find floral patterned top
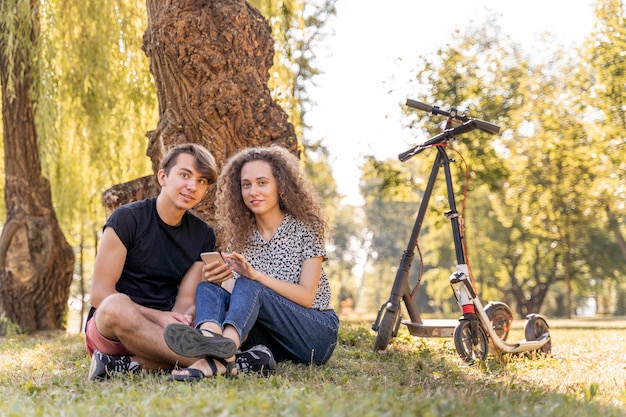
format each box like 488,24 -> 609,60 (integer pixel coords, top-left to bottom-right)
236,213 -> 331,310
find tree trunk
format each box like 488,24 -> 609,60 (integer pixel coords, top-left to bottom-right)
0,1 -> 75,334
506,245 -> 557,318
606,205 -> 626,259
104,0 -> 298,222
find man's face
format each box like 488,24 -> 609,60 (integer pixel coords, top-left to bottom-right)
159,153 -> 209,211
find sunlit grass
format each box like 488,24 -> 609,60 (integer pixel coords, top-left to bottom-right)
1,320 -> 625,416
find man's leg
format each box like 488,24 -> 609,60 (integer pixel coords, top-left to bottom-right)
93,293 -> 198,370
168,282 -> 240,377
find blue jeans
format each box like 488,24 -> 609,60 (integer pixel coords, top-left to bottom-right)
194,278 -> 339,365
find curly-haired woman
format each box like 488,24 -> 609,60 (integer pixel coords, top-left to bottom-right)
164,145 -> 339,380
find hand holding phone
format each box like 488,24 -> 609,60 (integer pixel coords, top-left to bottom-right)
201,252 -> 226,265
201,252 -> 233,286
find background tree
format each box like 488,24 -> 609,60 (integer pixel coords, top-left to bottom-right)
568,0 -> 626,315
300,140 -> 357,311
358,156 -> 435,315
38,0 -> 158,330
0,0 -> 74,334
577,0 -> 626,258
502,96 -> 596,317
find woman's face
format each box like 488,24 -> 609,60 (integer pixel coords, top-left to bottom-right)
240,160 -> 280,217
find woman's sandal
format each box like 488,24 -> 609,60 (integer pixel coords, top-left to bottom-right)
168,356 -> 237,382
164,323 -> 237,359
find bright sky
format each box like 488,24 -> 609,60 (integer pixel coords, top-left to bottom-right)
307,0 -> 596,205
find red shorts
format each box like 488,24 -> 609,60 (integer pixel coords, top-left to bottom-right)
85,313 -> 134,358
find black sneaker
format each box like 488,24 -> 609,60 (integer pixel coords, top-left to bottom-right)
88,350 -> 140,381
235,344 -> 276,376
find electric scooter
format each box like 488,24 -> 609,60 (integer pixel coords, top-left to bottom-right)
371,98 -> 551,361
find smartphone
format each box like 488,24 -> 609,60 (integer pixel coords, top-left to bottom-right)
201,251 -> 226,265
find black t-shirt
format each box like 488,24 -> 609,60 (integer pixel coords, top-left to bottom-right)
100,197 -> 215,311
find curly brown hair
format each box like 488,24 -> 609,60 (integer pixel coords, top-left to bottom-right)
215,146 -> 327,251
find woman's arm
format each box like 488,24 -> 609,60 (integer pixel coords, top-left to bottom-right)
224,252 -> 322,308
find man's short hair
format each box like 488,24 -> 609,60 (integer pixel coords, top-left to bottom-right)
160,143 -> 218,184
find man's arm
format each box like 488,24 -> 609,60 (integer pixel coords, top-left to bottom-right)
171,261 -> 205,317
90,226 -> 126,308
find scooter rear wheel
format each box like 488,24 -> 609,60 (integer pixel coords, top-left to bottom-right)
454,319 -> 489,362
485,302 -> 513,341
524,314 -> 551,354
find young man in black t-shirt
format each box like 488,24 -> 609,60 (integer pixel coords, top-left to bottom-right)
85,143 -> 236,380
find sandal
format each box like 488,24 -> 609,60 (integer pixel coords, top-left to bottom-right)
168,367 -> 205,382
168,356 -> 237,381
164,323 -> 237,359
210,357 -> 237,379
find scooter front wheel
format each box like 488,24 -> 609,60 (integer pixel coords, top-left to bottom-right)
454,319 -> 489,362
373,308 -> 399,351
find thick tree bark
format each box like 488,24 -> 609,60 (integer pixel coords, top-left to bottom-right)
102,175 -> 159,219
104,0 -> 298,222
0,4 -> 75,334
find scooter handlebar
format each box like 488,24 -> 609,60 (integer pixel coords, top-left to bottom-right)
398,121 -> 477,162
405,98 -> 501,135
405,99 -> 434,114
473,119 -> 500,135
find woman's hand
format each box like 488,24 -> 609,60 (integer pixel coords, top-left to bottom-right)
223,252 -> 259,280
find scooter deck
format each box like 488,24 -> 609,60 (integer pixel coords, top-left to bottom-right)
403,319 -> 456,338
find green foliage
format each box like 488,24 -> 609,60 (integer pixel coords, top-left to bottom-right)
249,0 -> 336,139
576,0 -> 626,235
302,139 -> 340,207
1,323 -> 626,416
0,313 -> 21,337
38,0 -> 157,244
360,156 -> 421,202
0,0 -> 41,100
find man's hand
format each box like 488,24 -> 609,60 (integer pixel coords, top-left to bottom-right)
171,312 -> 194,326
145,309 -> 194,328
203,260 -> 234,284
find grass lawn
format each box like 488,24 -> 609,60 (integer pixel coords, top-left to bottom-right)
0,317 -> 625,417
